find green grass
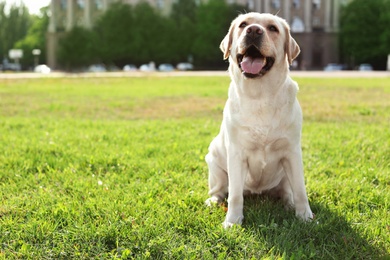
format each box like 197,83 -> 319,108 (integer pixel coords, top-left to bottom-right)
0,76 -> 389,259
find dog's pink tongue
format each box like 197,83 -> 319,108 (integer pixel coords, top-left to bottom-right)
240,56 -> 266,74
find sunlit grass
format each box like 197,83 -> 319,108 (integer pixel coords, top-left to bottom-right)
0,76 -> 389,258
298,77 -> 390,122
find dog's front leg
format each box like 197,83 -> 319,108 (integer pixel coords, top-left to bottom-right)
223,148 -> 248,228
282,149 -> 313,221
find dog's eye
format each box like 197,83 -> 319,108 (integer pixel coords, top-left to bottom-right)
268,25 -> 279,32
239,22 -> 247,28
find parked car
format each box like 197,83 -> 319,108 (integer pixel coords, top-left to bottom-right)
88,64 -> 106,72
158,63 -> 174,72
140,64 -> 152,72
3,63 -> 21,71
34,64 -> 51,74
123,64 -> 137,71
324,63 -> 342,71
358,63 -> 373,71
176,62 -> 194,71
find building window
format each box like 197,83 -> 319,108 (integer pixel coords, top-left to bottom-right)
60,0 -> 67,10
293,0 -> 300,9
313,0 -> 321,10
77,0 -> 85,9
247,0 -> 254,10
157,0 -> 164,9
291,16 -> 305,32
272,0 -> 281,9
95,0 -> 103,10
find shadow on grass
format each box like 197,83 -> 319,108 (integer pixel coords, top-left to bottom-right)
242,195 -> 388,259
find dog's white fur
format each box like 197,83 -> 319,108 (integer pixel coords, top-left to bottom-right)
205,13 -> 313,228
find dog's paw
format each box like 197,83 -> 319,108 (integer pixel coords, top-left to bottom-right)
222,219 -> 243,229
205,196 -> 222,207
222,214 -> 244,229
222,221 -> 238,229
296,207 -> 314,222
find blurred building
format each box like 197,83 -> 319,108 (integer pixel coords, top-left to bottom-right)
47,0 -> 345,70
47,0 -> 176,69
49,0 -> 174,32
231,0 -> 345,70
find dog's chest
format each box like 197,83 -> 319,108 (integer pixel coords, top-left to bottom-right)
232,102 -> 284,149
232,101 -> 289,175
239,118 -> 289,192
241,124 -> 271,148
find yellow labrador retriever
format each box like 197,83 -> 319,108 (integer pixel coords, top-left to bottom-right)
205,13 -> 313,228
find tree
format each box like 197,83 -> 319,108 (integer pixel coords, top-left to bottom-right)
170,0 -> 198,63
94,2 -> 177,66
55,0 -> 248,70
171,0 -> 197,23
57,26 -> 98,70
0,1 -> 31,64
131,2 -> 176,64
94,2 -> 135,66
192,0 -> 245,69
15,7 -> 49,69
379,0 -> 390,63
340,0 -> 390,69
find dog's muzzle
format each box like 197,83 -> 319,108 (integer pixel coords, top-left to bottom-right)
237,25 -> 275,78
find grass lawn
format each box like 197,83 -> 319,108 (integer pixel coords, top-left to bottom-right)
0,75 -> 389,259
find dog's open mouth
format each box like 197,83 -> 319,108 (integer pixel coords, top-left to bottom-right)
237,46 -> 275,78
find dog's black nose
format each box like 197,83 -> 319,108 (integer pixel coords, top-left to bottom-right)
246,25 -> 263,38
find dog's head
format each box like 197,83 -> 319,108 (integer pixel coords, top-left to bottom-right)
220,13 -> 299,79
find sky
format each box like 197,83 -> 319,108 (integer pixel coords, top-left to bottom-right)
5,0 -> 51,14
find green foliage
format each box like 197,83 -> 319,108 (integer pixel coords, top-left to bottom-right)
57,26 -> 99,70
0,1 -> 31,63
15,7 -> 49,68
193,0 -> 244,68
379,0 -> 390,58
57,0 -> 246,70
171,0 -> 197,23
170,0 -> 197,63
340,0 -> 390,69
94,2 -> 135,66
0,76 -> 389,258
131,2 -> 178,64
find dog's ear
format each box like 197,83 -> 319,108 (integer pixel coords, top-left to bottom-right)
284,25 -> 300,65
220,20 -> 235,60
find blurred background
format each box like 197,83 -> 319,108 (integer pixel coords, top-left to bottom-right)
1,0 -> 389,72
